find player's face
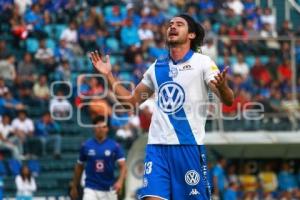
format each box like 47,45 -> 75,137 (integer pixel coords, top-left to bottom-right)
166,17 -> 190,47
94,122 -> 109,138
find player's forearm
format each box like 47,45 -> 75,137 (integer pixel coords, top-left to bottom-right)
218,85 -> 234,106
106,73 -> 138,108
72,164 -> 84,187
117,162 -> 127,183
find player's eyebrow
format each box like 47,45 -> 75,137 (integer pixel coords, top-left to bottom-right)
168,20 -> 185,26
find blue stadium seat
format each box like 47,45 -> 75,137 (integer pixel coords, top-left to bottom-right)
26,38 -> 39,53
43,25 -> 54,38
229,56 -> 237,64
7,159 -> 21,176
27,160 -> 41,176
46,38 -> 56,51
217,56 -> 224,66
54,24 -> 67,40
245,56 -> 256,67
105,37 -> 120,53
260,56 -> 269,64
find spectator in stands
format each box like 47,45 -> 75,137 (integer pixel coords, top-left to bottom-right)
60,21 -> 82,55
0,91 -> 25,117
222,8 -> 241,28
239,163 -> 259,200
278,162 -> 299,196
105,5 -> 126,32
120,18 -> 140,47
223,182 -> 239,200
54,59 -> 71,82
260,23 -> 280,53
49,90 -> 72,119
258,163 -> 278,200
0,114 -> 23,160
24,4 -> 46,39
212,157 -> 227,200
33,75 -> 50,107
232,53 -> 249,79
17,53 -> 36,85
0,77 -> 9,97
132,53 -> 149,84
266,54 -> 279,79
281,92 -> 300,130
279,20 -> 294,38
15,165 -> 37,200
0,40 -> 11,60
227,164 -> 239,186
138,20 -> 154,43
78,19 -> 97,52
35,39 -> 55,73
229,23 -> 248,54
54,39 -> 74,62
35,112 -> 61,159
70,116 -> 127,200
202,38 -> 217,61
251,57 -> 272,86
0,54 -> 16,85
243,0 -> 256,18
261,8 -> 276,30
277,59 -> 292,82
227,0 -> 244,16
11,110 -> 34,157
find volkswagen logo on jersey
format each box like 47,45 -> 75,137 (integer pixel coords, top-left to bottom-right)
185,170 -> 200,186
158,82 -> 185,114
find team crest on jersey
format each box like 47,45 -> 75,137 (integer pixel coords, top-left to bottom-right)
168,66 -> 178,78
158,81 -> 185,114
104,150 -> 111,156
88,149 -> 96,156
185,170 -> 200,186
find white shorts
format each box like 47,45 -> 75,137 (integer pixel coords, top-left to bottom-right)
83,188 -> 118,200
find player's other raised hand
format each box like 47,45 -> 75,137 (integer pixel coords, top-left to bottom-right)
89,50 -> 112,76
210,66 -> 229,90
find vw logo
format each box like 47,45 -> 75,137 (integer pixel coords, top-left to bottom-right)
185,170 -> 200,186
158,82 -> 185,114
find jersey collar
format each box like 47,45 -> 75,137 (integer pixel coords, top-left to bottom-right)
170,50 -> 194,65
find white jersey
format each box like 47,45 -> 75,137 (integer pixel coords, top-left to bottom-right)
141,51 -> 219,145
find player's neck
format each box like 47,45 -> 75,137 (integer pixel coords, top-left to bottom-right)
169,45 -> 190,62
95,136 -> 107,143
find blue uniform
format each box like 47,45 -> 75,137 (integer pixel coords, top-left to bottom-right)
78,138 -> 125,191
138,51 -> 218,199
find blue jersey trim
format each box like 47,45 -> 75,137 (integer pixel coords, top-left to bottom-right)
154,56 -> 197,144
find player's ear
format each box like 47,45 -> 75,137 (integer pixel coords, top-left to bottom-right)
188,33 -> 196,40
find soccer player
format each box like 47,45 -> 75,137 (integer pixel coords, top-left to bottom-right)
70,116 -> 127,200
89,14 -> 234,200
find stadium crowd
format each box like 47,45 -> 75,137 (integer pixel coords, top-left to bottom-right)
0,0 -> 300,199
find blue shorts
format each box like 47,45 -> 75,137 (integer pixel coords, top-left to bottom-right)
138,145 -> 211,200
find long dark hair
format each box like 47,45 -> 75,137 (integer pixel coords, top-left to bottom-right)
176,14 -> 205,52
20,165 -> 32,182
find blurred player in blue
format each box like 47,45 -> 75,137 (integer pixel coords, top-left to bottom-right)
70,116 -> 127,200
90,14 -> 233,200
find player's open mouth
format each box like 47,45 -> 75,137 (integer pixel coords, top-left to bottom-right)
169,31 -> 178,36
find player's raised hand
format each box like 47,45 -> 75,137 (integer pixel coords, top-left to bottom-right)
210,66 -> 229,90
89,50 -> 112,76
